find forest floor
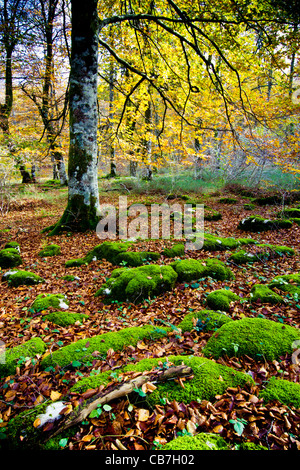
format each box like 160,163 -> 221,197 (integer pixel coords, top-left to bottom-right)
0,182 -> 300,453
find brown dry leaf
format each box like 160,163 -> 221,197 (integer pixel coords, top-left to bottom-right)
137,408 -> 150,422
50,390 -> 62,402
33,417 -> 41,428
81,434 -> 94,442
141,382 -> 157,394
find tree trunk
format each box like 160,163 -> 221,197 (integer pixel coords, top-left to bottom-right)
49,0 -> 100,234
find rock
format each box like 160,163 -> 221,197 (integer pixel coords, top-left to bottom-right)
32,293 -> 69,312
171,258 -> 234,282
38,244 -> 61,257
238,215 -> 292,232
2,270 -> 45,286
0,337 -> 46,378
0,248 -> 22,268
206,289 -> 240,311
250,284 -> 284,304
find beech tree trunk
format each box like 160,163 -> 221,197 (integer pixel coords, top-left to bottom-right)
50,0 -> 100,234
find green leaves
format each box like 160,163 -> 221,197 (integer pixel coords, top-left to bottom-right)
229,418 -> 247,436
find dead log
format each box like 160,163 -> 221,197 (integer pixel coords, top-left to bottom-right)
44,365 -> 193,441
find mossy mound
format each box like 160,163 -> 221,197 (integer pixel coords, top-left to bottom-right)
291,218 -> 300,226
0,248 -> 22,268
259,376 -> 300,408
0,337 -> 46,378
229,244 -> 295,265
268,273 -> 300,296
38,244 -> 61,257
163,243 -> 185,258
40,325 -> 168,369
61,274 -> 80,281
171,258 -> 234,282
250,284 -> 284,304
123,355 -> 254,405
115,250 -> 160,266
243,203 -> 255,210
277,207 -> 300,218
95,264 -> 177,303
204,208 -> 222,221
202,233 -> 255,251
238,215 -> 292,232
2,270 -> 45,286
65,241 -> 132,267
162,433 -> 230,450
4,241 -> 20,250
178,309 -> 233,333
206,289 -> 240,312
32,293 -> 69,312
44,311 -> 89,327
203,317 -> 300,360
218,197 -> 237,204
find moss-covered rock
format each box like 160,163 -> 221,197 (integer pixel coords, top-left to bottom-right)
229,250 -> 260,264
238,215 -> 292,232
243,203 -> 255,211
40,325 -> 168,369
32,293 -> 69,312
259,376 -> 300,408
65,241 -> 132,267
206,289 -> 240,312
291,218 -> 300,226
162,433 -> 230,450
0,248 -> 22,268
268,273 -> 300,296
0,337 -> 46,378
171,258 -> 234,282
2,270 -> 45,286
38,244 -> 61,257
202,233 -> 255,251
95,264 -> 177,303
115,250 -> 160,266
44,311 -> 89,327
277,208 -> 300,218
218,197 -> 237,204
123,355 -> 254,405
178,309 -> 233,333
61,274 -> 80,281
4,241 -> 20,250
203,317 -> 300,360
250,284 -> 284,304
229,244 -> 295,265
204,208 -> 222,221
163,243 -> 185,258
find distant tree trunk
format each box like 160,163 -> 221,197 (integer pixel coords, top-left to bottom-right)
49,0 -> 100,234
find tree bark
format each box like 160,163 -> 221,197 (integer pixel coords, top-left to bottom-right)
49,0 -> 100,234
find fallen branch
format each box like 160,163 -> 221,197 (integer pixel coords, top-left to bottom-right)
44,364 -> 193,441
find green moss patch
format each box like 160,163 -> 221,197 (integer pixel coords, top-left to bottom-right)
2,270 -> 45,286
238,215 -> 292,232
32,293 -> 69,312
162,433 -> 230,450
206,289 -> 240,312
65,241 -> 132,267
123,355 -> 254,405
171,258 -> 234,282
116,251 -> 160,266
202,233 -> 255,251
163,243 -> 185,258
0,337 -> 46,378
229,250 -> 259,264
204,208 -> 222,221
178,309 -> 233,333
250,284 -> 284,304
268,274 -> 300,297
95,264 -> 178,303
38,244 -> 61,257
259,376 -> 300,408
229,244 -> 295,265
0,248 -> 22,268
243,203 -> 255,210
277,208 -> 300,218
203,317 -> 300,360
4,241 -> 20,250
44,311 -> 89,327
40,325 -> 168,369
218,197 -> 237,204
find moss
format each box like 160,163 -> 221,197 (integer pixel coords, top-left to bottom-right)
115,250 -> 160,266
2,270 -> 45,287
61,274 -> 80,281
38,244 -> 61,257
162,433 -> 230,450
64,241 -> 132,267
277,207 -> 300,218
4,241 -> 20,250
253,194 -> 282,206
163,243 -> 185,258
44,311 -> 89,326
238,215 -> 293,232
243,203 -> 255,210
32,293 -> 69,312
0,248 -> 22,268
203,317 -> 300,360
95,264 -> 178,303
0,337 -> 46,378
171,258 -> 234,282
238,442 -> 268,451
70,370 -> 113,393
291,218 -> 300,226
202,233 -> 255,251
65,258 -> 87,267
229,250 -> 259,264
206,289 -> 240,312
268,274 -> 300,296
218,197 -> 237,204
250,284 -> 284,304
256,243 -> 295,257
204,208 -> 222,221
229,244 -> 294,265
41,324 -> 168,369
259,376 -> 300,408
178,309 -> 233,333
123,355 -> 254,405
